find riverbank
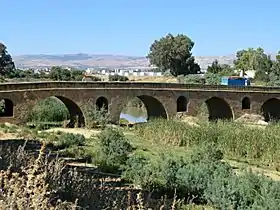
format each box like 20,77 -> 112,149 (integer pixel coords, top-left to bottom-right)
1,118 -> 280,209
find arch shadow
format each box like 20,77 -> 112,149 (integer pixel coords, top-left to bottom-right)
137,95 -> 167,120
0,99 -> 14,117
242,97 -> 251,110
54,96 -> 85,127
177,96 -> 187,112
205,97 -> 233,121
261,98 -> 280,122
96,97 -> 109,112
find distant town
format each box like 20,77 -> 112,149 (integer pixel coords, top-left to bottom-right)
19,66 -> 165,77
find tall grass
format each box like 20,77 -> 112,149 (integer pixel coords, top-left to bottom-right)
0,141 -> 182,209
133,119 -> 280,169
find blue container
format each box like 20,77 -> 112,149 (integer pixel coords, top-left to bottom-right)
221,77 -> 250,87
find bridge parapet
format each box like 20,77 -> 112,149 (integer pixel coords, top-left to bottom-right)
0,81 -> 279,92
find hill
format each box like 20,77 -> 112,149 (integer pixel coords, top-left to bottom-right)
13,53 -> 236,69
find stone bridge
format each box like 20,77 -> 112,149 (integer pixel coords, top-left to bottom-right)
0,81 -> 280,127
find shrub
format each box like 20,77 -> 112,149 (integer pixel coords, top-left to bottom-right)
88,76 -> 102,81
122,143 -> 232,201
46,132 -> 86,149
175,161 -> 232,203
177,74 -> 205,84
94,128 -> 133,172
204,72 -> 222,85
122,151 -> 166,190
84,105 -> 110,129
205,171 -> 280,209
108,75 -> 129,81
28,97 -> 69,122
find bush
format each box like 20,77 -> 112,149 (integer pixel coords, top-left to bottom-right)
122,151 -> 166,190
84,106 -> 110,129
94,128 -> 133,172
205,171 -> 280,209
123,140 -> 280,208
28,97 -> 69,122
204,72 -> 222,85
177,74 -> 205,84
46,132 -> 86,149
108,75 -> 129,81
122,143 -> 231,200
84,75 -> 102,81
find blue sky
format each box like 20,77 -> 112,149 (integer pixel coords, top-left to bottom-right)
2,0 -> 280,56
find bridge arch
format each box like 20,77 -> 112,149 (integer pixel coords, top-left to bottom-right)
177,96 -> 188,112
96,96 -> 109,112
119,95 -> 167,123
205,97 -> 233,121
138,95 -> 167,120
0,99 -> 14,117
30,96 -> 85,128
242,97 -> 251,110
55,96 -> 85,127
261,98 -> 280,122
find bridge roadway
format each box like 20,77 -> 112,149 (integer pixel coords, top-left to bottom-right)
0,81 -> 280,127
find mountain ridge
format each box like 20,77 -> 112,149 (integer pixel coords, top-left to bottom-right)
12,53 -> 240,69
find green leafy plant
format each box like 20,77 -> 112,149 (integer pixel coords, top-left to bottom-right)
108,74 -> 129,81
94,128 -> 133,173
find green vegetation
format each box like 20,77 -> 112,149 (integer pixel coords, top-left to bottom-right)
133,119 -> 280,169
3,35 -> 280,209
122,119 -> 280,209
3,38 -> 280,86
48,66 -> 84,81
28,97 -> 69,123
46,132 -> 86,149
84,105 -> 110,129
146,34 -> 280,86
1,116 -> 280,209
0,43 -> 15,78
177,74 -> 205,84
93,127 -> 133,172
108,74 -> 129,81
147,34 -> 201,76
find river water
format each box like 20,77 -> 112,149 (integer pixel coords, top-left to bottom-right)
120,113 -> 147,123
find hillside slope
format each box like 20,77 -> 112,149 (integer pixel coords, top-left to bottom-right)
13,53 -> 236,69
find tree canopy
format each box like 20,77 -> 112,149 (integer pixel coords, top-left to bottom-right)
49,66 -> 84,81
0,43 -> 15,77
233,48 -> 273,81
147,34 -> 200,77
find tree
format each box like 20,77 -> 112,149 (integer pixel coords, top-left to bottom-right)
49,66 -> 85,81
207,60 -> 223,74
267,51 -> 280,86
0,43 -> 15,77
147,34 -> 200,77
207,60 -> 235,75
233,48 -> 273,81
49,66 -> 72,81
205,60 -> 236,85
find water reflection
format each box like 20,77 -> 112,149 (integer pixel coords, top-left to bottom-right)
120,99 -> 148,123
120,113 -> 147,123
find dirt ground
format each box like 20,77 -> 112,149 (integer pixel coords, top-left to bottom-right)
41,127 -> 101,138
